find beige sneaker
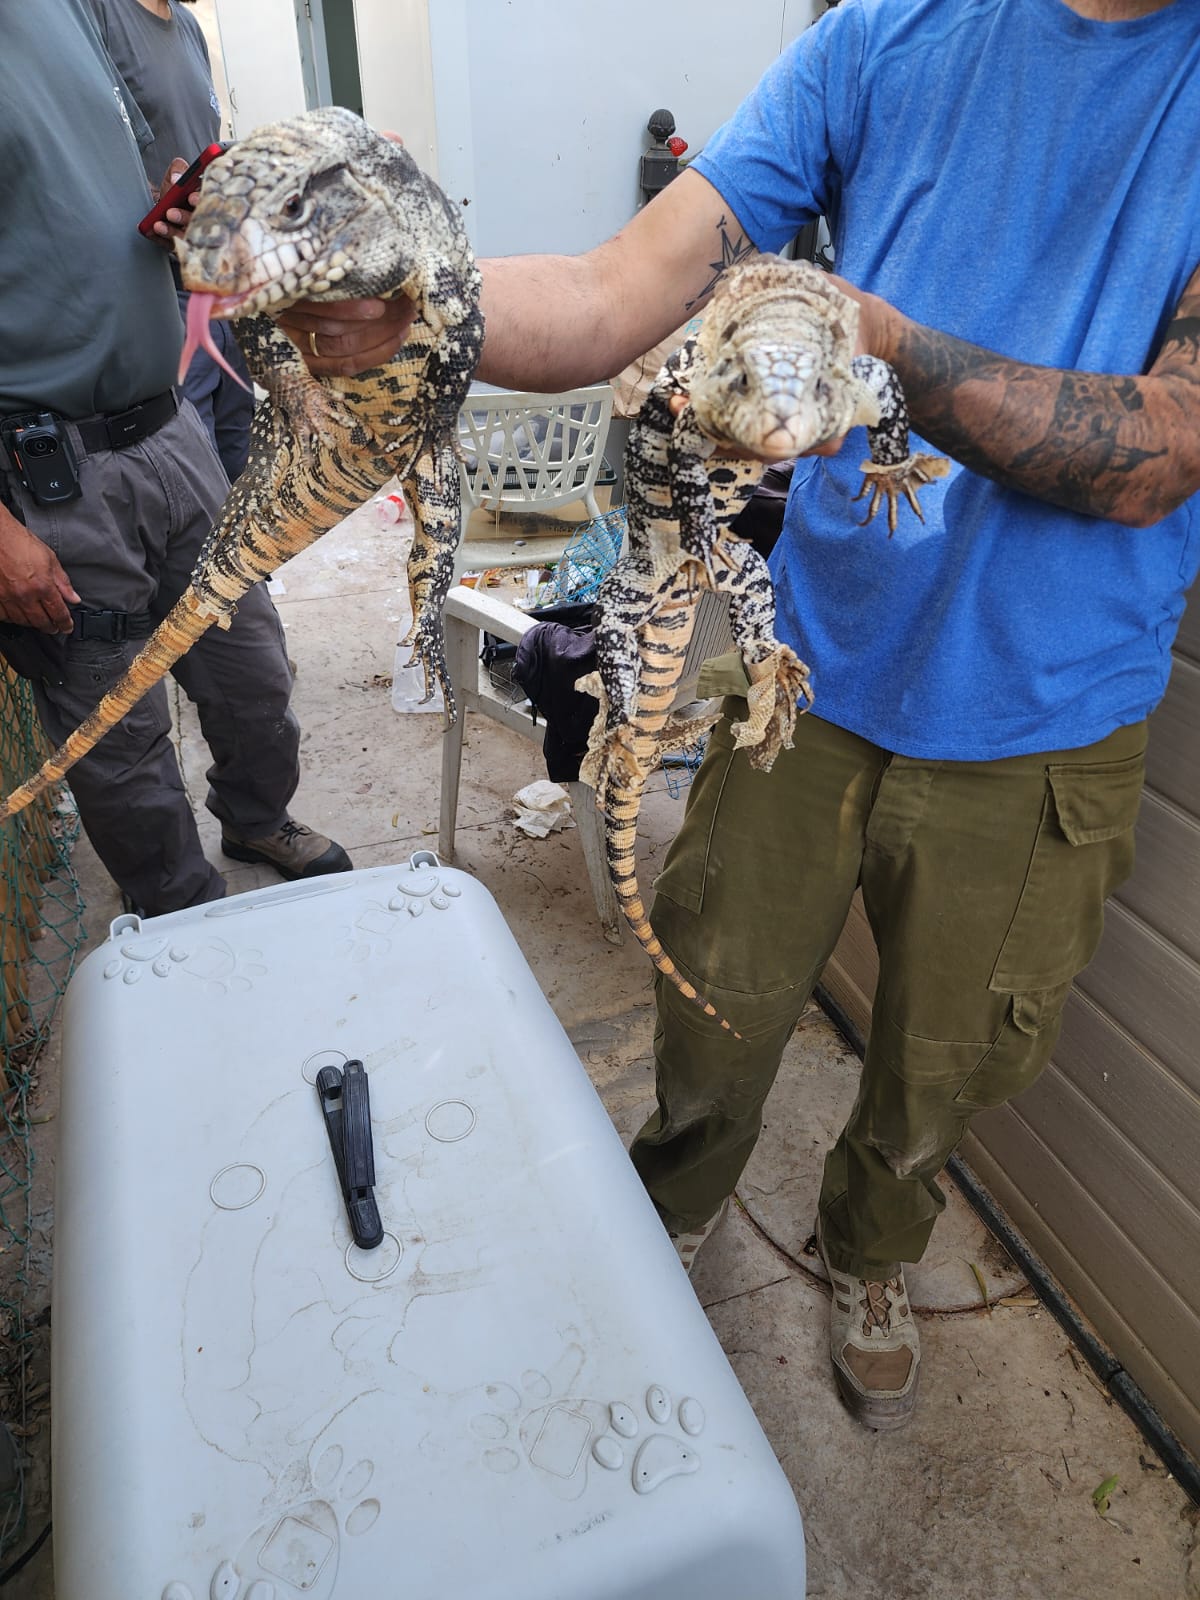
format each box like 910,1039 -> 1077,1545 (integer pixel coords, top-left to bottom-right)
221,818 -> 352,881
818,1221 -> 920,1431
669,1199 -> 729,1277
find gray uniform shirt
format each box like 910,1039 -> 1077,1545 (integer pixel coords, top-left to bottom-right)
87,0 -> 221,190
0,0 -> 183,419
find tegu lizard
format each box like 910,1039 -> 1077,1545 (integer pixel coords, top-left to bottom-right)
581,255 -> 948,1036
0,107 -> 482,822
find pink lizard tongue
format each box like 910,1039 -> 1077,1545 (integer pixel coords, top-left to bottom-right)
179,292 -> 253,391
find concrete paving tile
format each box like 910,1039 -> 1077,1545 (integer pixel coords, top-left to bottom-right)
568,1006 -> 659,1142
692,1194 -> 798,1304
440,819 -> 668,1027
267,494 -> 408,602
702,1272 -> 1196,1600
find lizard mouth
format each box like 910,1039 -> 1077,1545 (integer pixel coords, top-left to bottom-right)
699,419 -> 810,463
179,290 -> 255,390
758,422 -> 815,460
751,427 -> 809,461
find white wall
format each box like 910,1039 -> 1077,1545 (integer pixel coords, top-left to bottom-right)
207,0 -> 308,136
206,0 -> 820,253
430,0 -> 821,259
352,0 -> 440,175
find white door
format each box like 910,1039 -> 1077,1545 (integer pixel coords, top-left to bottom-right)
293,0 -> 332,110
351,0 -> 439,175
211,0 -> 429,152
210,0 -> 309,136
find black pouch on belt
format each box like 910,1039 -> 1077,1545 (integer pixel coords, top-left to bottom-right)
0,622 -> 69,686
0,476 -> 68,684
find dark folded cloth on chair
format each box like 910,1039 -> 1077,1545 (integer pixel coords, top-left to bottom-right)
729,459 -> 796,559
513,603 -> 600,783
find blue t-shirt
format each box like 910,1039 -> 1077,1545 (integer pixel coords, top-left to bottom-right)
693,0 -> 1200,759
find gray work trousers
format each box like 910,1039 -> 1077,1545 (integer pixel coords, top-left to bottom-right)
2,398 -> 300,916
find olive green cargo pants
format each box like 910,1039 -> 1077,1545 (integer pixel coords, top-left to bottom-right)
630,682 -> 1146,1280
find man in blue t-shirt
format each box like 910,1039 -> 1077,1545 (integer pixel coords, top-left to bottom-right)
293,0 -> 1200,1429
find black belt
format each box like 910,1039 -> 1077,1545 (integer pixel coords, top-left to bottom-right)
70,607 -> 155,642
0,608 -> 154,684
74,390 -> 177,455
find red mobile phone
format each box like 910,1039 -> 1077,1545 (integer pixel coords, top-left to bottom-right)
137,142 -> 229,239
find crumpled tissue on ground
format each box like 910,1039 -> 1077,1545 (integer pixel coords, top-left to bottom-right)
511,780 -> 575,838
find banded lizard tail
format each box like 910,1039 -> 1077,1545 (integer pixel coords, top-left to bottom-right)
0,107 -> 482,822
582,256 -> 949,1035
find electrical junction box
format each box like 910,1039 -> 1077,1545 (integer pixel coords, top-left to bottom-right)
53,857 -> 807,1599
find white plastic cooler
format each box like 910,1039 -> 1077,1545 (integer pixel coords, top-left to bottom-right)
53,857 -> 806,1599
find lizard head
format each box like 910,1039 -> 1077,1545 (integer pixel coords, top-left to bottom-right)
176,107 -> 446,381
688,256 -> 861,460
177,107 -> 428,309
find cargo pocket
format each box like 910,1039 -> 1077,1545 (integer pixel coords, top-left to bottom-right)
989,750 -> 1144,995
953,980 -> 1072,1111
67,637 -> 131,694
695,650 -> 752,701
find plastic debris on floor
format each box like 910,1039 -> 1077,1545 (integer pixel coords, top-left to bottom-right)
510,780 -> 574,837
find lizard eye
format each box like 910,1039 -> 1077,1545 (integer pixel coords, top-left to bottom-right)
280,192 -> 311,225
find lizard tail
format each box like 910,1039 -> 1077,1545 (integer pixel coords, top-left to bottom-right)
0,590 -> 230,820
602,789 -> 743,1041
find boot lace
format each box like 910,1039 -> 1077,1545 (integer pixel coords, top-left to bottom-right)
860,1277 -> 902,1337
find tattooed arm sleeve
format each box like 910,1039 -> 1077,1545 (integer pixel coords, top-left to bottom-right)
476,169 -> 757,392
872,262 -> 1200,528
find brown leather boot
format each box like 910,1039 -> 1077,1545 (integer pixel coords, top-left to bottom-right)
221,818 -> 352,881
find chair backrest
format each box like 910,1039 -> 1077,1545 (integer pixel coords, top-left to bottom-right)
457,385 -> 614,519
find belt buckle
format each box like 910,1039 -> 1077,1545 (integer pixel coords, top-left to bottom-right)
72,608 -> 127,643
104,405 -> 146,450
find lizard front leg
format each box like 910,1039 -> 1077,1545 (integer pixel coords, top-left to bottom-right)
667,403 -> 726,582
713,537 -> 813,771
400,443 -> 462,719
849,354 -> 950,535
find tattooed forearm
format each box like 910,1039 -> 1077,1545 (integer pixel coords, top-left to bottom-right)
684,215 -> 757,313
477,171 -> 759,391
882,308 -> 1200,527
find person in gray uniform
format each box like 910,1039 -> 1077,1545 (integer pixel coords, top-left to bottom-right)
0,0 -> 351,917
87,0 -> 253,483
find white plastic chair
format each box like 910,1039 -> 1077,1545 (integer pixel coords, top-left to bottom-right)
438,582 -> 735,943
454,385 -> 615,576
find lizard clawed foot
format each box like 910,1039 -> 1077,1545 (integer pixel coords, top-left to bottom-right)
579,679 -> 642,798
276,368 -> 360,457
731,644 -> 813,773
581,726 -> 642,800
853,453 -> 950,535
403,622 -> 457,722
